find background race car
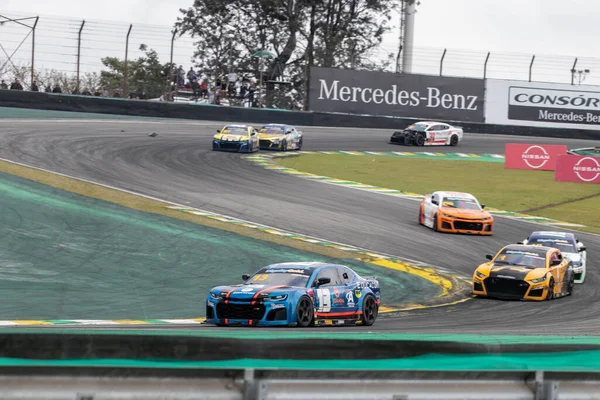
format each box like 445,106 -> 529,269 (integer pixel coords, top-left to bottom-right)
258,124 -> 303,151
472,244 -> 574,301
213,124 -> 259,153
390,121 -> 463,146
520,231 -> 587,283
419,191 -> 494,235
205,262 -> 380,327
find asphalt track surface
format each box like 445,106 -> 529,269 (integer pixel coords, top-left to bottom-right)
1,119 -> 599,335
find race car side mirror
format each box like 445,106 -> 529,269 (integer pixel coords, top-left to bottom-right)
517,241 -> 524,244
431,200 -> 438,205
242,274 -> 250,281
481,204 -> 486,209
216,129 -> 220,133
486,254 -> 493,261
316,277 -> 331,286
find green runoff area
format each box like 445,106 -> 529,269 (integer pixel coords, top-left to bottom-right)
0,166 -> 440,321
278,154 -> 600,234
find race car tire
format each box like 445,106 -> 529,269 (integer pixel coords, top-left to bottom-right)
449,135 -> 459,146
361,295 -> 378,326
546,276 -> 555,300
414,134 -> 425,146
567,273 -> 575,295
297,137 -> 303,150
418,207 -> 425,225
295,295 -> 314,327
432,214 -> 439,232
281,140 -> 288,151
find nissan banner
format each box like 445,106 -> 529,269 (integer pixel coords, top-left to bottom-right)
504,144 -> 567,171
555,155 -> 600,184
309,67 -> 485,122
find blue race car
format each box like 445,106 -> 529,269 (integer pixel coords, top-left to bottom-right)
205,262 -> 380,327
212,124 -> 259,153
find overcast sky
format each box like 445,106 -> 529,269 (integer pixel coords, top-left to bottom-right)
2,0 -> 600,85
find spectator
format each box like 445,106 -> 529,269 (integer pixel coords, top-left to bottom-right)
10,79 -> 24,90
199,80 -> 208,98
0,80 -> 7,89
52,84 -> 62,93
31,81 -> 39,92
187,67 -> 197,85
44,85 -> 52,93
82,88 -> 92,96
191,78 -> 200,98
101,88 -> 109,97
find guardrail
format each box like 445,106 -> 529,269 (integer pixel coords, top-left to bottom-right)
1,368 -> 597,399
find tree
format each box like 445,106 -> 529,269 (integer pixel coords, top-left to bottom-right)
100,44 -> 172,98
176,0 -> 399,109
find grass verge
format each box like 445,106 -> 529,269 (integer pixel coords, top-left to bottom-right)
277,154 -> 600,235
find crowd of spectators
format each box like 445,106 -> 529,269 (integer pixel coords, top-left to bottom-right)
1,65 -> 264,107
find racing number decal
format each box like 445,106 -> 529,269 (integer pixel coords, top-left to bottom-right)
429,132 -> 435,142
316,288 -> 331,313
253,274 -> 268,281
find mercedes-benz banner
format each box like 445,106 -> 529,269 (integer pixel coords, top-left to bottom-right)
485,79 -> 600,130
308,67 -> 485,122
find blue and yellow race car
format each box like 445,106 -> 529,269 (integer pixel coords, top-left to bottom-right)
213,124 -> 259,153
205,262 -> 380,327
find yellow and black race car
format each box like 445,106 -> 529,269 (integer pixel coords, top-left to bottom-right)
472,244 -> 574,301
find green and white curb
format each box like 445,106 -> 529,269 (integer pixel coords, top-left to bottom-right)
245,152 -> 587,230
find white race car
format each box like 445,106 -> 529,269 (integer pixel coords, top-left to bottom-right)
390,121 -> 463,146
520,231 -> 587,283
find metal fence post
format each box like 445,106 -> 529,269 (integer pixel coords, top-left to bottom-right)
571,58 -> 578,85
76,20 -> 86,93
123,24 -> 133,96
31,16 -> 39,89
483,51 -> 490,79
529,54 -> 535,82
167,29 -> 177,101
440,48 -> 447,76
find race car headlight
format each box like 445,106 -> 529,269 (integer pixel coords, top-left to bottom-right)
530,277 -> 546,283
442,213 -> 455,219
266,294 -> 288,301
475,271 -> 486,279
209,292 -> 221,300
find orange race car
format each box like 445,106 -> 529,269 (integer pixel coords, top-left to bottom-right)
472,244 -> 575,301
418,191 -> 494,235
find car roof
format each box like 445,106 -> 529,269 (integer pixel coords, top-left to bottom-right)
416,121 -> 448,125
224,124 -> 249,128
529,231 -> 575,241
435,191 -> 476,199
503,244 -> 555,253
263,262 -> 349,273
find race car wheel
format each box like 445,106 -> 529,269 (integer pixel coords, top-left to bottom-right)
567,273 -> 575,295
296,296 -> 314,327
546,277 -> 555,300
418,207 -> 425,225
281,140 -> 288,151
297,137 -> 303,150
361,295 -> 378,326
414,134 -> 425,146
449,135 -> 459,146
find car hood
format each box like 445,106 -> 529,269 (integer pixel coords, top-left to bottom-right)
440,207 -> 491,218
487,264 -> 544,281
259,134 -> 284,140
563,252 -> 581,263
215,134 -> 246,141
211,284 -> 299,300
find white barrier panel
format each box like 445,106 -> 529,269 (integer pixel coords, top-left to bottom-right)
485,79 -> 600,131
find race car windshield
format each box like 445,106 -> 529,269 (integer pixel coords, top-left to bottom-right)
494,249 -> 547,268
528,238 -> 577,253
406,124 -> 428,131
222,127 -> 248,135
245,273 -> 310,287
260,126 -> 286,134
441,198 -> 481,210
